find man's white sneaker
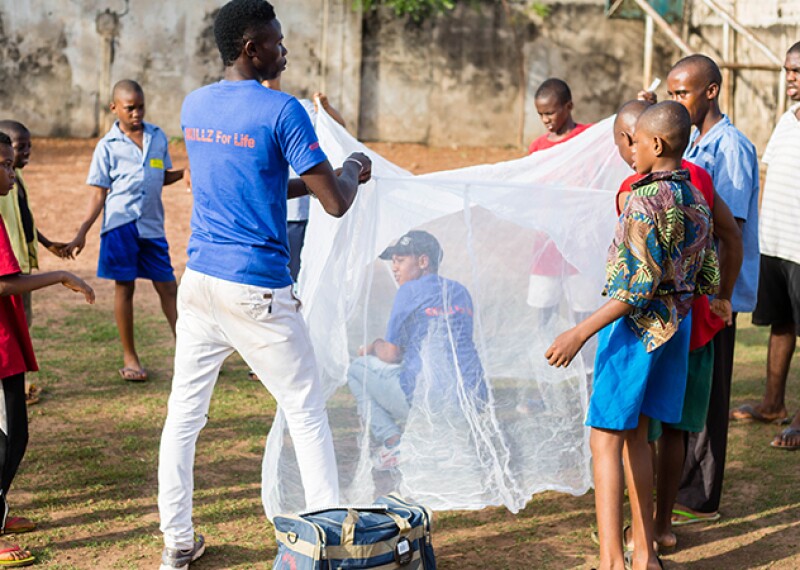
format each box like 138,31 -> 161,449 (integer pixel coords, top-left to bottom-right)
160,534 -> 205,570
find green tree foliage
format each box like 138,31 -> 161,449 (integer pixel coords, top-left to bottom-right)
355,1 -> 550,22
355,0 -> 456,21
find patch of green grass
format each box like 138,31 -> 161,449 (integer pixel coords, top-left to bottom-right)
15,302 -> 800,568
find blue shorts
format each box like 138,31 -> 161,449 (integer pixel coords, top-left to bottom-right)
586,313 -> 692,431
98,221 -> 175,282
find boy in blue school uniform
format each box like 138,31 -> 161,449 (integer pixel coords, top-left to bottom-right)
65,79 -> 186,382
546,102 -> 719,570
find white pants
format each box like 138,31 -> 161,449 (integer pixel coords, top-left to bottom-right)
158,268 -> 339,549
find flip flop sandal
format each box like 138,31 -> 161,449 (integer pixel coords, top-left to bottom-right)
770,427 -> 800,451
1,518 -> 35,535
119,367 -> 148,382
624,524 -> 675,553
729,404 -> 789,424
0,546 -> 35,567
24,385 -> 40,407
624,550 -> 664,570
671,509 -> 721,526
1,518 -> 35,536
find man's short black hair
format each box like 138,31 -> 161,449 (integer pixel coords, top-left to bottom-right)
0,132 -> 11,147
535,78 -> 572,105
0,121 -> 29,140
214,0 -> 277,67
788,41 -> 800,57
672,54 -> 723,88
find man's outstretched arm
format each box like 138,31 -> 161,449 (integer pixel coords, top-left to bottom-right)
289,152 -> 372,217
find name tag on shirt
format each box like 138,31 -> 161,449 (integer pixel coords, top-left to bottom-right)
150,158 -> 164,169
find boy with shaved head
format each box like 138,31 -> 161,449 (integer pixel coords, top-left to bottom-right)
528,78 -> 592,153
526,78 -> 594,330
613,99 -> 743,551
65,79 -> 186,382
663,54 -> 759,525
547,102 -> 719,570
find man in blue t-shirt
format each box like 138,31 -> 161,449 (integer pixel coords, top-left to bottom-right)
347,230 -> 485,471
157,2 -> 372,568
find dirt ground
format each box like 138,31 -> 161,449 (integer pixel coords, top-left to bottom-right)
16,138 -> 800,569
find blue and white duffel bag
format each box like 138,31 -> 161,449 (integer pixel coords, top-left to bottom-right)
272,494 -> 436,569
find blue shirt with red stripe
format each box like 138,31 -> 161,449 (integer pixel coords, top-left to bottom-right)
385,273 -> 485,401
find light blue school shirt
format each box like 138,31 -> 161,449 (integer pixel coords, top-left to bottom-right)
684,115 -> 760,313
181,80 -> 327,289
86,121 -> 172,238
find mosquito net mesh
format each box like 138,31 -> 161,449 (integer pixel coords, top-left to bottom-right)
261,108 -> 631,518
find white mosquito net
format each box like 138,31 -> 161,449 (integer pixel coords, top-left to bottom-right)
262,107 -> 631,518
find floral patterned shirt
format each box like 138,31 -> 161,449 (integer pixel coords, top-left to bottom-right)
604,170 -> 720,352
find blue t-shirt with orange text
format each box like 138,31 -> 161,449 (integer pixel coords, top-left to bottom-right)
181,80 -> 327,288
385,273 -> 485,401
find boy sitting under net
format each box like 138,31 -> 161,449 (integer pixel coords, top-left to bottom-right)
546,102 -> 719,570
347,230 -> 486,470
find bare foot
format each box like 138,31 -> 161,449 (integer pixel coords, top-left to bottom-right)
653,529 -> 677,550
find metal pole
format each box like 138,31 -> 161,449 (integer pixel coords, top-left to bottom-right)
644,14 -> 654,90
701,0 -> 783,66
632,0 -> 692,55
321,0 -> 330,93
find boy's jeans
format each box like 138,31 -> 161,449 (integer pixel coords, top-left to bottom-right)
158,268 -> 339,550
347,356 -> 410,444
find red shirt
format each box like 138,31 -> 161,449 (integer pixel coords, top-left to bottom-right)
616,160 -> 723,351
528,123 -> 593,154
0,217 -> 37,379
528,123 -> 593,275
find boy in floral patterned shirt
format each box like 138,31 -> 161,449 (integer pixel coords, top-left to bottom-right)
545,101 -> 719,570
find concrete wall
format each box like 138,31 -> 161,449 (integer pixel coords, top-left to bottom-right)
0,0 -> 361,137
358,0 -> 800,151
358,1 -> 678,147
1,0 -> 799,152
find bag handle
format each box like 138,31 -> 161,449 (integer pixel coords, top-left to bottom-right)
340,508 -> 413,546
299,504 -> 389,517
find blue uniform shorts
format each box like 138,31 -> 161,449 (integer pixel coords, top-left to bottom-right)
586,313 -> 692,431
98,221 -> 175,282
